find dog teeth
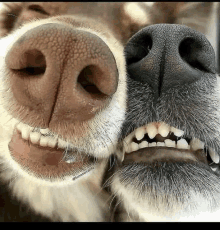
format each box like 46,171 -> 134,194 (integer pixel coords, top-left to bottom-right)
135,127 -> 145,141
158,123 -> 170,137
139,141 -> 148,148
170,127 -> 184,137
16,122 -> 68,149
30,132 -> 41,144
157,142 -> 165,147
40,128 -> 50,135
39,136 -> 49,147
177,139 -> 190,149
149,142 -> 157,147
131,142 -> 139,152
190,138 -> 204,151
147,123 -> 157,139
123,122 -> 189,153
164,139 -> 176,148
47,137 -> 58,148
209,147 -> 219,164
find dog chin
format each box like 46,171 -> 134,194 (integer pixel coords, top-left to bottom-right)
111,160 -> 220,221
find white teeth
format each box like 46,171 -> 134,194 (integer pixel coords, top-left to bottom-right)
177,139 -> 190,149
209,147 -> 219,164
158,123 -> 170,137
170,127 -> 184,137
147,123 -> 157,139
21,125 -> 33,140
123,123 -> 187,153
30,132 -> 41,144
131,142 -> 139,152
190,138 -> 204,151
40,128 -> 50,135
16,122 -> 68,149
149,142 -> 157,147
39,136 -> 49,147
164,139 -> 176,148
135,127 -> 145,141
139,141 -> 148,148
157,142 -> 165,147
47,137 -> 58,148
17,123 -> 25,132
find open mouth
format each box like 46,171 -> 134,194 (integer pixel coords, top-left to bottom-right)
122,122 -> 220,172
8,122 -> 95,181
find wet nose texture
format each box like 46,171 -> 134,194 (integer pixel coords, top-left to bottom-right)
125,24 -> 216,98
6,23 -> 118,126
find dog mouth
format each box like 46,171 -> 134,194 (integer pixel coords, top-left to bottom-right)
121,122 -> 220,172
8,122 -> 95,181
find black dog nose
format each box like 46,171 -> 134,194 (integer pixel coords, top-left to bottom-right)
125,24 -> 216,98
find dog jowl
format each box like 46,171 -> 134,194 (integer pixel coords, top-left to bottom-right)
0,2 -> 152,222
110,9 -> 220,222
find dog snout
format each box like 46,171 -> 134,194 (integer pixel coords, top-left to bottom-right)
6,23 -> 118,126
125,24 -> 216,98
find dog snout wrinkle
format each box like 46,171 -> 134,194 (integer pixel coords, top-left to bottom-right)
125,24 -> 216,99
6,23 -> 118,127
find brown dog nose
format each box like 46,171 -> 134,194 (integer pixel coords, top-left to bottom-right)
6,23 -> 118,127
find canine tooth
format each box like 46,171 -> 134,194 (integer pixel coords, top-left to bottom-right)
47,137 -> 58,148
158,123 -> 170,137
139,141 -> 148,149
165,139 -> 176,148
177,139 -> 189,149
124,131 -> 135,145
157,142 -> 165,147
171,127 -> 184,137
149,142 -> 157,147
131,142 -> 139,152
190,138 -> 204,151
30,132 -> 41,144
209,147 -> 219,164
135,127 -> 145,140
39,136 -> 48,147
124,142 -> 131,153
147,123 -> 157,139
40,128 -> 50,134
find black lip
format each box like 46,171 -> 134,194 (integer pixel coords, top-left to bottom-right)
123,146 -> 207,165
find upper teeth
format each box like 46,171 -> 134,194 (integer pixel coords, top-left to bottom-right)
123,122 -> 219,164
16,122 -> 69,149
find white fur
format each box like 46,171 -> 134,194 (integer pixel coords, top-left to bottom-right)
124,2 -> 150,26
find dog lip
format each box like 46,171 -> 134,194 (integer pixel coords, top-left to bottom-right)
8,129 -> 94,180
122,147 -> 208,165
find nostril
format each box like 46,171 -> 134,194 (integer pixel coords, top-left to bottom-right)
10,49 -> 46,76
125,35 -> 152,65
77,65 -> 107,99
179,37 -> 209,72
